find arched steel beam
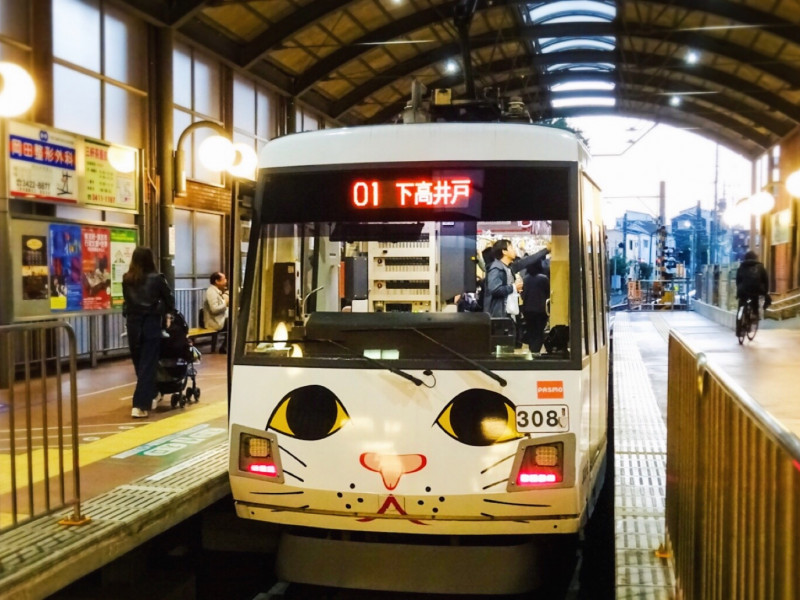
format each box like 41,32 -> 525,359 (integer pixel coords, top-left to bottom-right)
325,21 -> 800,119
552,105 -> 761,157
628,0 -> 800,39
169,0 -> 209,27
293,3 -> 460,96
239,0 -> 352,69
362,78 -> 766,156
355,47 -> 778,129
523,90 -> 773,149
524,71 -> 789,137
366,64 -> 789,142
253,0 -> 800,79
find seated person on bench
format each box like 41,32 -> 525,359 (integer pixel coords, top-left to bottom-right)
203,271 -> 229,353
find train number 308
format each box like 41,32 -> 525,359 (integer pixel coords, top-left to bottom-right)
515,405 -> 570,433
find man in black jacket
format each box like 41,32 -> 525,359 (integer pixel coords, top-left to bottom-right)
735,250 -> 770,335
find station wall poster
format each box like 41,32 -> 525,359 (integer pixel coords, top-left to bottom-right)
770,209 -> 790,246
12,218 -> 138,320
7,120 -> 139,212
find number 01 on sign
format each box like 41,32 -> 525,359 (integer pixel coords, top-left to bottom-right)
515,404 -> 569,433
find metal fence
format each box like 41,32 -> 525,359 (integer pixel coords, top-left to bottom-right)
666,331 -> 800,599
50,287 -> 206,363
0,321 -> 86,532
626,278 -> 692,309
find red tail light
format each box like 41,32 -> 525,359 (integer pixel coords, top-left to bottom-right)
512,441 -> 565,488
237,429 -> 283,481
518,471 -> 559,484
248,462 -> 278,476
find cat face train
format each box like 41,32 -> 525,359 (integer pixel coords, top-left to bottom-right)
227,122 -> 610,594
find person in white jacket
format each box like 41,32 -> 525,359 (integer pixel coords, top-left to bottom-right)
203,271 -> 229,352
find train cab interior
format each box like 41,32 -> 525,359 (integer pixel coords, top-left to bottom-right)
239,218 -> 571,365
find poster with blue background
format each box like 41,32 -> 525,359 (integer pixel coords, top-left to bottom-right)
49,224 -> 83,311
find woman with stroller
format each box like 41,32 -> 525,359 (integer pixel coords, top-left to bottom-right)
122,247 -> 175,418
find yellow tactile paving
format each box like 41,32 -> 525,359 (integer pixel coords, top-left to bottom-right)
0,402 -> 226,496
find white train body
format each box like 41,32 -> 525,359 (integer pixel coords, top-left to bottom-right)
229,123 -> 609,544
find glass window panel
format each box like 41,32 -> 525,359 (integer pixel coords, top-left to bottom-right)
193,54 -> 220,118
103,5 -> 146,88
256,88 -> 273,139
0,0 -> 29,42
104,83 -> 143,147
551,96 -> 615,108
174,208 -> 193,276
543,15 -> 607,24
173,108 -> 193,175
54,64 -> 101,137
541,38 -> 615,53
530,1 -> 615,23
53,0 -> 101,72
173,108 -> 193,147
173,43 -> 192,109
233,132 -> 258,180
233,74 -> 256,134
303,113 -> 319,131
551,81 -> 614,92
195,212 -> 223,275
547,63 -> 614,72
233,131 -> 254,146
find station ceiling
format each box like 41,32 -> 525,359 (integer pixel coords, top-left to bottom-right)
120,0 -> 800,158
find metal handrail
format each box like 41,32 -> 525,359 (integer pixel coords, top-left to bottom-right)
665,330 -> 800,599
0,321 -> 88,531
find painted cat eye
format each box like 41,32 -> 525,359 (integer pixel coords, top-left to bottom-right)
434,389 -> 523,446
267,385 -> 350,440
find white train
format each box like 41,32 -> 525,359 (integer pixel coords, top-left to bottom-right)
228,122 -> 610,595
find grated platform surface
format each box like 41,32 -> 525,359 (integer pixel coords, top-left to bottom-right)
613,314 -> 676,599
0,442 -> 229,599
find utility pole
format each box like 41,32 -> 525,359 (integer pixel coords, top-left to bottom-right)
711,144 -> 719,264
622,212 -> 628,266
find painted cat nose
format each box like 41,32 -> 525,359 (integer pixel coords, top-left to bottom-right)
360,452 -> 427,490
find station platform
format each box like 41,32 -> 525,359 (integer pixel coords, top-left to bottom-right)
0,353 -> 231,599
1,311 -> 799,599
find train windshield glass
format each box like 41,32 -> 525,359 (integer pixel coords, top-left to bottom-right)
242,217 -> 571,366
241,161 -> 576,366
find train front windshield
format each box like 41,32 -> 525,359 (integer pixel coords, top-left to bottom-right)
240,163 -> 574,367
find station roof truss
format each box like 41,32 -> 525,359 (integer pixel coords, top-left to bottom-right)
122,0 -> 800,157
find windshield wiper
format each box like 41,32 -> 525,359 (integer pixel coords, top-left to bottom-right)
255,336 -> 424,387
411,328 -> 507,387
323,338 -> 424,386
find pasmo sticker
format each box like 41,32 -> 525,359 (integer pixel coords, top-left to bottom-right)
537,380 -> 564,399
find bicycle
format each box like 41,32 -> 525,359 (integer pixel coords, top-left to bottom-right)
736,297 -> 759,344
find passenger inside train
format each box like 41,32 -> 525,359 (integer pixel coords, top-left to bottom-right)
242,219 -> 566,362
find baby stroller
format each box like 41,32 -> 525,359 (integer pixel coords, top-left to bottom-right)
156,310 -> 202,409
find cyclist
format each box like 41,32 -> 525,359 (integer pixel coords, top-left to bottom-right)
735,250 -> 770,337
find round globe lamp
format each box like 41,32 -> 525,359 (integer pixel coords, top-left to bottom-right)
228,143 -> 258,179
198,135 -> 235,171
786,170 -> 800,198
748,191 -> 775,216
0,62 -> 36,117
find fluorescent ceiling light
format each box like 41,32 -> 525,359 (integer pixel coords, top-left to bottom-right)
551,81 -> 615,92
552,96 -> 616,108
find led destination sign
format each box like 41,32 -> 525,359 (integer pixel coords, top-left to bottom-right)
351,177 -> 474,209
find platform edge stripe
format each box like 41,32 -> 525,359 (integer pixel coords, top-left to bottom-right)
0,443 -> 229,599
